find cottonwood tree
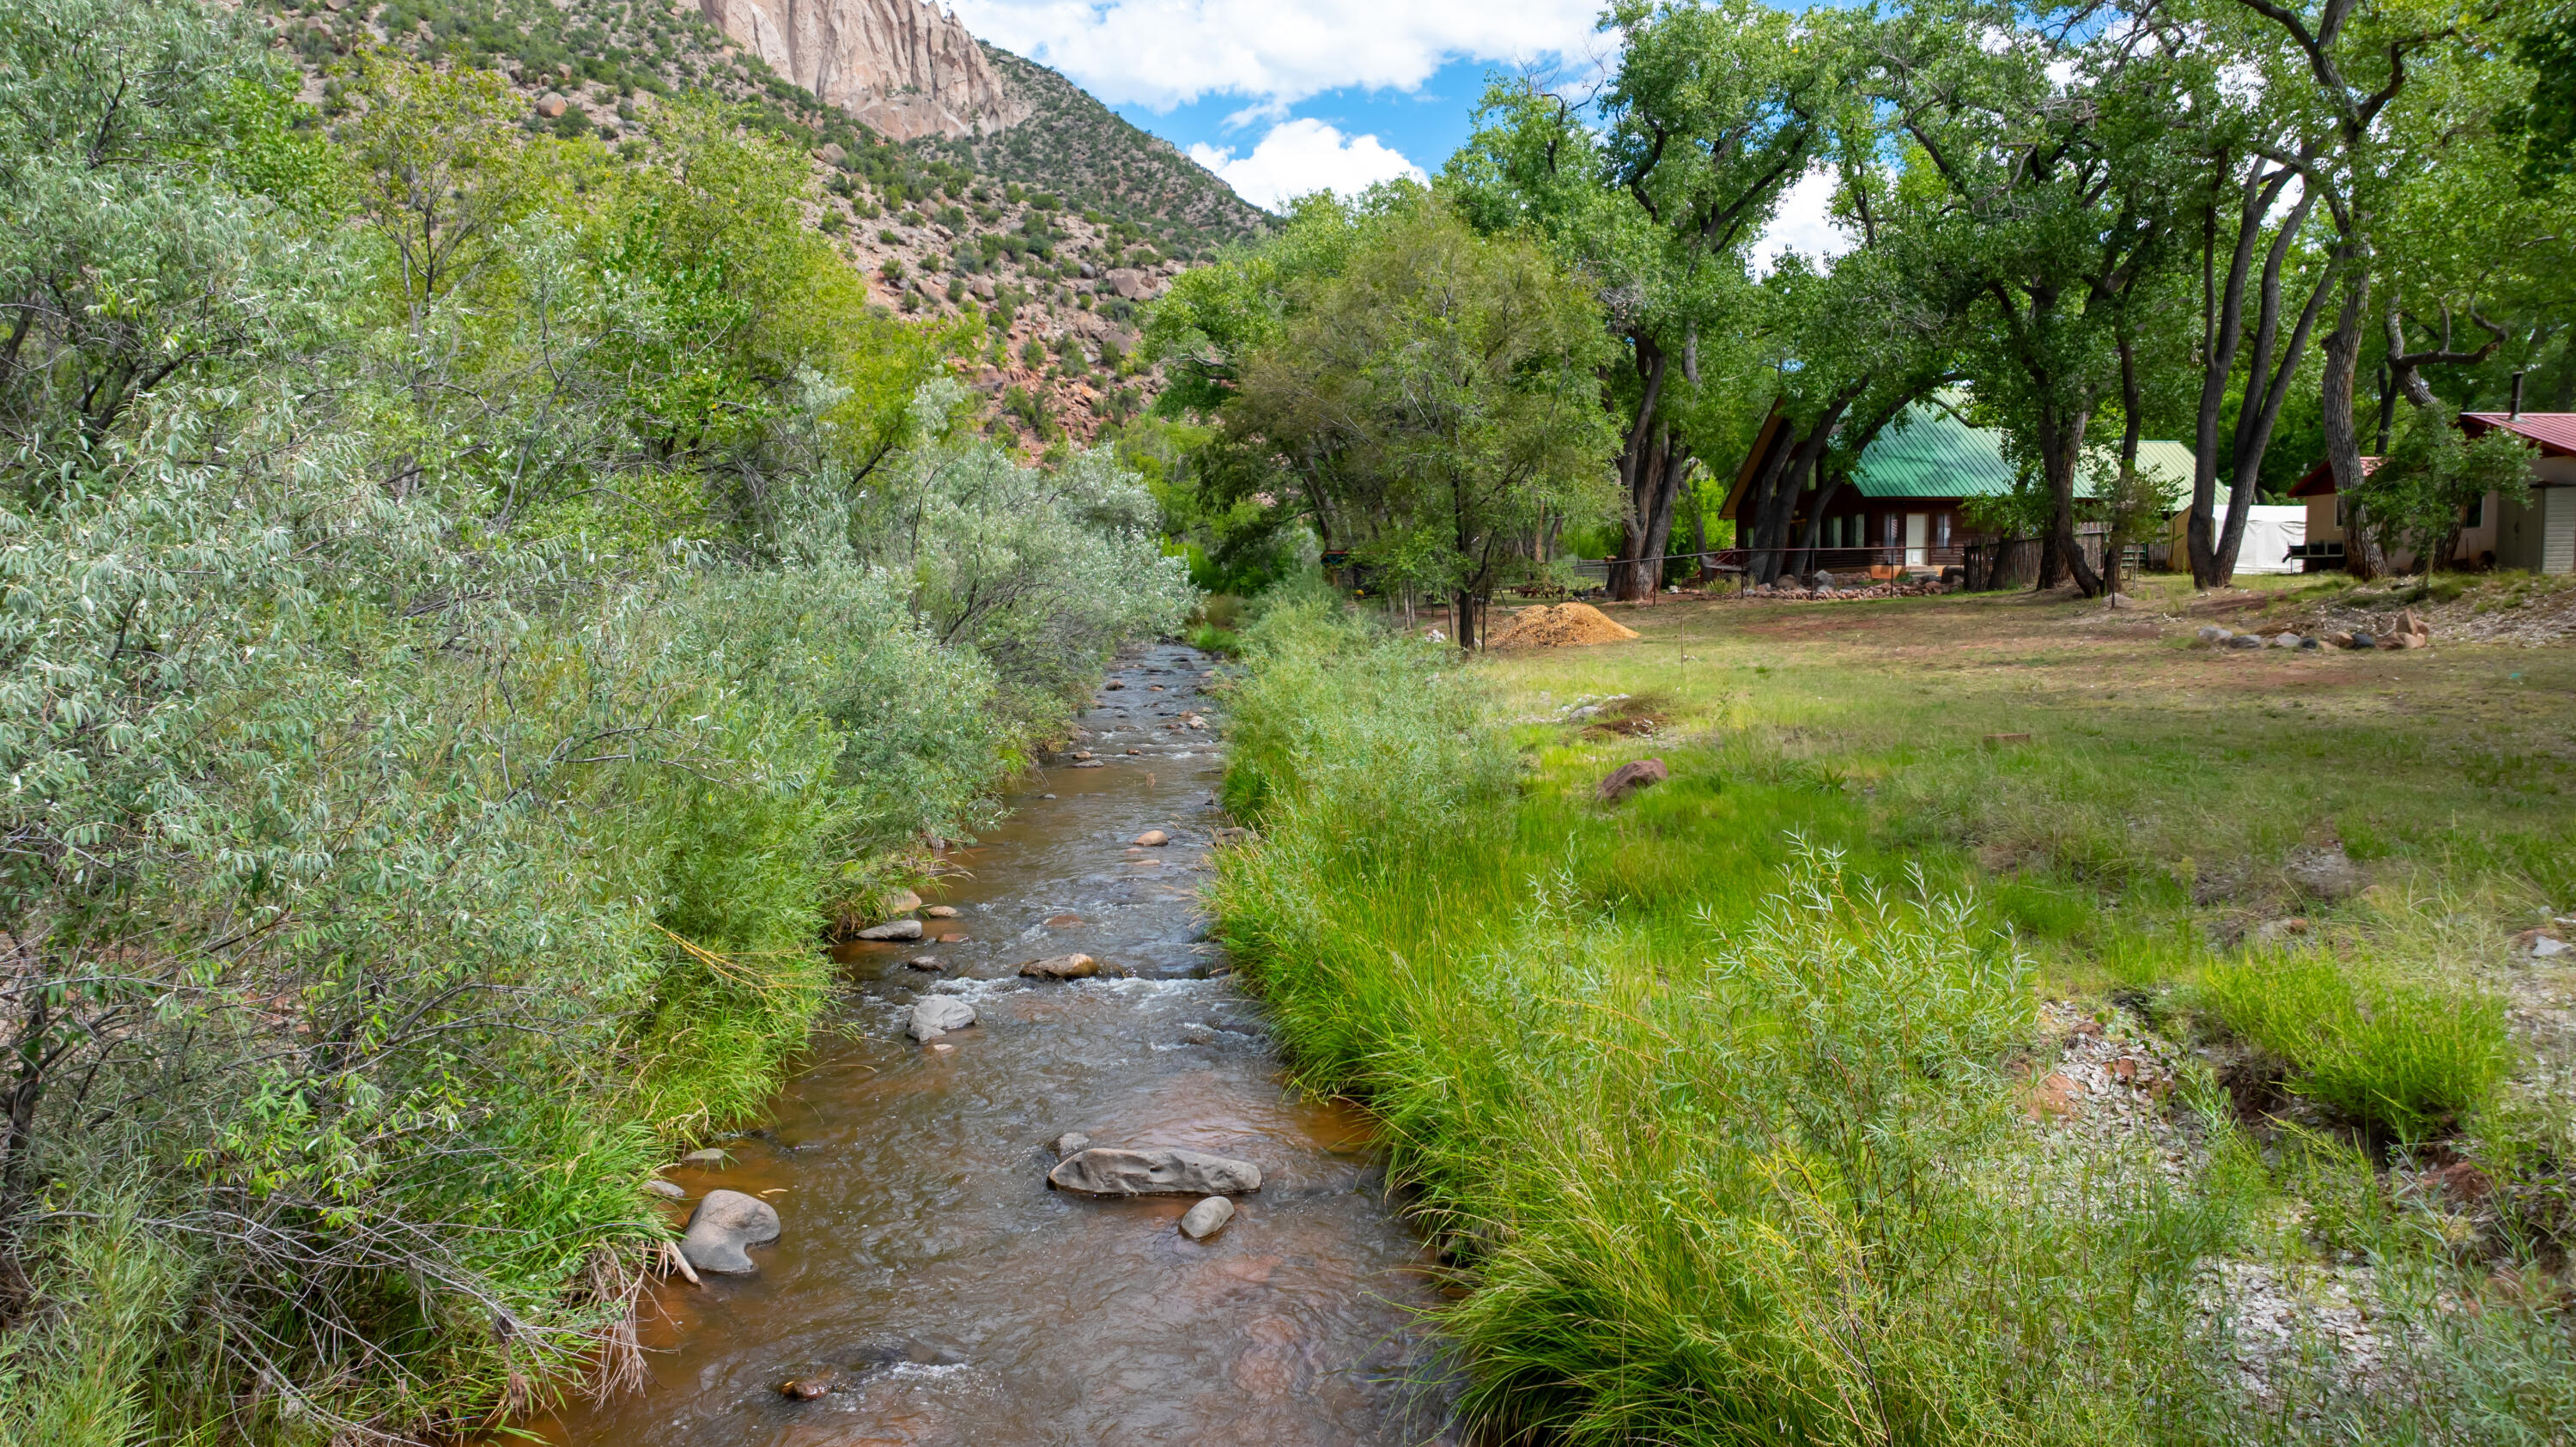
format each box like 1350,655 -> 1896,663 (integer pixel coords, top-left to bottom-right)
1223,194 -> 1618,647
1446,0 -> 1838,599
1866,0 -> 2196,596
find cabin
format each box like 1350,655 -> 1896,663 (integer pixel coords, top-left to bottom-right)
2285,412 -> 2576,574
1716,398 -> 2193,580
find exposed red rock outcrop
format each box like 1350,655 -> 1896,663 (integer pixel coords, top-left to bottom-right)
698,0 -> 1031,141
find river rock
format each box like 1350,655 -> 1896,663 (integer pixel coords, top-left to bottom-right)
1595,757 -> 1669,804
1133,830 -> 1170,847
884,889 -> 923,915
679,1189 -> 780,1275
1048,1147 -> 1262,1196
644,1177 -> 687,1201
1054,1132 -> 1091,1156
908,996 -> 978,1042
924,904 -> 959,918
1020,953 -> 1098,980
858,919 -> 924,941
1178,1196 -> 1235,1239
779,1372 -> 839,1400
683,1147 -> 726,1165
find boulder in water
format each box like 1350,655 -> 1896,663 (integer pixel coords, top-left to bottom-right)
680,1189 -> 780,1274
1020,953 -> 1098,980
908,996 -> 978,1042
1048,1146 -> 1261,1196
857,919 -> 924,941
1179,1196 -> 1236,1239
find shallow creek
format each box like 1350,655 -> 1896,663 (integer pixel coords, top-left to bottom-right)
538,642 -> 1456,1446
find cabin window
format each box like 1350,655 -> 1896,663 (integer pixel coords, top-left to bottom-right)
1882,512 -> 1899,547
1935,512 -> 1952,549
2464,493 -> 2484,529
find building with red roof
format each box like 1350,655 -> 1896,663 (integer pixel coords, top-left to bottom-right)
2286,412 -> 2576,574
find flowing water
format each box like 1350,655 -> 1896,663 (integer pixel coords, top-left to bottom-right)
538,642 -> 1457,1447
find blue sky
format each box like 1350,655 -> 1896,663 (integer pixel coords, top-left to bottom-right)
1114,55 -> 1508,204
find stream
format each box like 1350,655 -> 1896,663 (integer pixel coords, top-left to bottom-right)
537,642 -> 1457,1446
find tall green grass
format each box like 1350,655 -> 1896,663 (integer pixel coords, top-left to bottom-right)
2199,954 -> 2512,1140
1212,599 -> 2221,1444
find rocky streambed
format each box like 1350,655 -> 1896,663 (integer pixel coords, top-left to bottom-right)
535,641 -> 1455,1445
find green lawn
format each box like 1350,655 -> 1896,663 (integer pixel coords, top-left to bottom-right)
1212,576 -> 2576,1445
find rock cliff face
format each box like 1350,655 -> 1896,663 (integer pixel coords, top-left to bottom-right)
698,0 -> 1030,141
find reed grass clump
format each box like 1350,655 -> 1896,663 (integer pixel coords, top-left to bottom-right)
2199,954 -> 2512,1140
1211,603 -> 2218,1444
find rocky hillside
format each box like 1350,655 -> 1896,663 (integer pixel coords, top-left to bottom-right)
261,0 -> 1272,448
697,0 -> 1028,142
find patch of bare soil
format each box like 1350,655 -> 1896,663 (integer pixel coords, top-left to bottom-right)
1488,602 -> 1641,649
2300,578 -> 2576,647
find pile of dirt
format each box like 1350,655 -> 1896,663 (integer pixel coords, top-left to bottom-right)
1487,603 -> 1641,649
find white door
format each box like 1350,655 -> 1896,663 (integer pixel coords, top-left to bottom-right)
1905,513 -> 1929,568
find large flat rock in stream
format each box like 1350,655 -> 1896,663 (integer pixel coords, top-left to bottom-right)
1048,1147 -> 1261,1196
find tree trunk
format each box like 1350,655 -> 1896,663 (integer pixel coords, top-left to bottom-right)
1745,401 -> 1848,586
2322,262 -> 2387,580
1635,434 -> 1692,599
2190,160 -> 2324,588
2040,408 -> 2103,597
1608,336 -> 1671,602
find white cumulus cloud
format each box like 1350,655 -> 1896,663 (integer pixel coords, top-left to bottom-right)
946,0 -> 1606,110
1188,119 -> 1426,208
1750,165 -> 1852,275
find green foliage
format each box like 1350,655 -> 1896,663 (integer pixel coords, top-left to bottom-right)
2348,403 -> 2537,573
0,3 -> 1184,1438
2200,954 -> 2512,1139
1211,606 -> 2221,1444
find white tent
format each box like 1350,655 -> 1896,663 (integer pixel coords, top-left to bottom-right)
2166,505 -> 2306,574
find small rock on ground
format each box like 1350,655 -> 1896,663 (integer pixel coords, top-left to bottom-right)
1595,757 -> 1669,804
1179,1196 -> 1235,1239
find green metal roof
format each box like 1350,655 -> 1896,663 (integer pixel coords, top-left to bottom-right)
1850,403 -> 2013,499
1847,402 -> 2192,502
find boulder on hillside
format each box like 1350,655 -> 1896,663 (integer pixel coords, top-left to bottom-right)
534,92 -> 569,119
1048,1147 -> 1261,1196
1595,757 -> 1669,805
679,1189 -> 780,1275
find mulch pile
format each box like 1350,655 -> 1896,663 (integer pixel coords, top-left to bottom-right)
1487,602 -> 1642,649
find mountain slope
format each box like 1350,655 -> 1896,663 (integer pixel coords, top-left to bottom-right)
262,0 -> 1269,448
914,46 -> 1271,261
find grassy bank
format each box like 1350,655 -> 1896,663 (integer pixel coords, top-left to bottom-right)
1211,583 -> 2576,1443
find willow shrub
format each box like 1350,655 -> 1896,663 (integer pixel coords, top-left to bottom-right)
1211,601 -> 2218,1444
0,1 -> 1168,1438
